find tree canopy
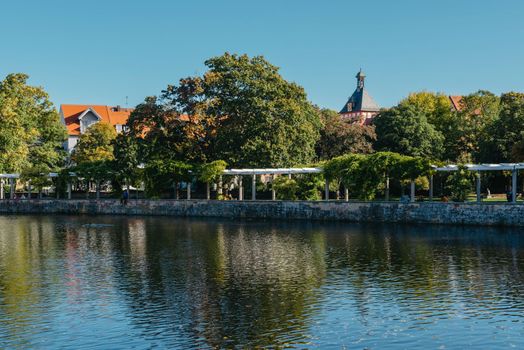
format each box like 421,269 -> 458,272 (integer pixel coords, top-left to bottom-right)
315,108 -> 375,160
373,103 -> 444,159
161,53 -> 322,167
0,73 -> 67,176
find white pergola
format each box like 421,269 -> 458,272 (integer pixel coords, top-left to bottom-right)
221,167 -> 323,200
432,163 -> 524,203
1,163 -> 523,202
0,172 -> 72,200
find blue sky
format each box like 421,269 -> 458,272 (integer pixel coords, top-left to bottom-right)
1,0 -> 523,110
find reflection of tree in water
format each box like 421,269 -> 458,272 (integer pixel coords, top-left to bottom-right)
2,217 -> 524,348
321,223 -> 524,324
114,219 -> 327,348
0,216 -> 63,347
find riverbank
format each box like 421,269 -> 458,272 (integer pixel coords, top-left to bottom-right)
0,199 -> 523,226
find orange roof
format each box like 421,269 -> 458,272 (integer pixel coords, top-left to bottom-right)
60,104 -> 133,135
449,95 -> 464,111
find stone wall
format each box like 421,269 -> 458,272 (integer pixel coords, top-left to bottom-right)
0,199 -> 523,226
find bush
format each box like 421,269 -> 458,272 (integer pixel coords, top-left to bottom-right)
272,176 -> 299,200
446,165 -> 473,202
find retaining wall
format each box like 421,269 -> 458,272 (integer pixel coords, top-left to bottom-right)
0,199 -> 523,226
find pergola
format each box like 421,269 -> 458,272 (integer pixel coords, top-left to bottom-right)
222,167 -> 323,200
0,172 -> 71,200
432,163 -> 524,203
1,163 -> 523,202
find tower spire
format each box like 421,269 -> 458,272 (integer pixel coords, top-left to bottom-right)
356,69 -> 365,90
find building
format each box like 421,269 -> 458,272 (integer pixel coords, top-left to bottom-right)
339,70 -> 380,125
59,104 -> 133,152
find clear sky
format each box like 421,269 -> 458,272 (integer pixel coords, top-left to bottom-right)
1,0 -> 523,110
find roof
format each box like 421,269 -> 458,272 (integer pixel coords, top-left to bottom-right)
340,70 -> 380,114
449,96 -> 464,111
339,87 -> 380,113
60,104 -> 133,136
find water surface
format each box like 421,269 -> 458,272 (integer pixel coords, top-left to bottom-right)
0,215 -> 523,349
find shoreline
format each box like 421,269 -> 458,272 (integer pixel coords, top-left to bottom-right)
0,199 -> 523,227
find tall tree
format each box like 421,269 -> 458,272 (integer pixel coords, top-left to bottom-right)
162,53 -> 322,167
0,73 -> 66,174
71,122 -> 117,196
449,90 -> 500,162
373,103 -> 444,159
315,108 -> 375,160
479,92 -> 524,162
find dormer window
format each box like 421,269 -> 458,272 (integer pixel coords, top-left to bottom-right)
115,124 -> 123,133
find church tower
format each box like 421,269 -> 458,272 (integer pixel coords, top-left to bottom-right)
339,70 -> 380,125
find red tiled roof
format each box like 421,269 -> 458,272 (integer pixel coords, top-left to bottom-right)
61,105 -> 133,135
449,96 -> 463,111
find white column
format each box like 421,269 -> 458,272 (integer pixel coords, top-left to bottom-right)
0,179 -> 4,200
218,176 -> 223,197
251,174 -> 256,200
512,169 -> 517,203
187,181 -> 191,200
324,179 -> 329,201
476,172 -> 481,203
271,175 -> 276,200
410,180 -> 415,203
344,187 -> 349,201
206,182 -> 210,200
67,182 -> 72,200
239,176 -> 243,200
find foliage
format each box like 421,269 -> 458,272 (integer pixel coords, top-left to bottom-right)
161,53 -> 322,167
296,173 -> 323,200
143,159 -> 193,197
446,165 -> 473,202
315,108 -> 375,160
0,73 -> 67,176
71,122 -> 117,187
373,103 -> 444,159
126,96 -> 209,164
272,176 -> 298,200
198,160 -> 227,183
480,92 -> 524,162
323,152 -> 433,200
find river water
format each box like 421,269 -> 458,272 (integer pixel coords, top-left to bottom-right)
0,215 -> 523,349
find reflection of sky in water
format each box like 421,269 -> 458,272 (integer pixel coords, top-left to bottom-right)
0,216 -> 523,348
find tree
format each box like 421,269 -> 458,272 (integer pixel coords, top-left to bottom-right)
112,133 -> 141,195
373,103 -> 444,159
143,159 -> 192,198
162,53 -> 322,167
198,160 -> 227,199
479,92 -> 524,163
315,108 -> 375,160
71,122 -> 117,198
446,165 -> 473,202
0,73 -> 67,176
449,90 -> 500,162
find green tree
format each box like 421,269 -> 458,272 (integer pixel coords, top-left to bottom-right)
315,108 -> 375,160
162,53 -> 322,167
373,103 -> 444,159
198,160 -> 227,199
449,90 -> 500,162
446,165 -> 473,202
144,159 -> 193,198
112,133 -> 141,195
0,73 -> 67,176
479,92 -> 524,162
71,122 -> 117,198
